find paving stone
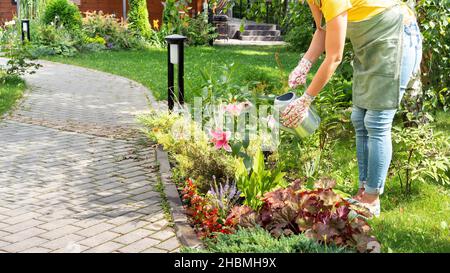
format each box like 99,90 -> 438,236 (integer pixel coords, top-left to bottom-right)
155,237 -> 180,252
75,222 -> 115,237
78,231 -> 121,248
0,59 -> 180,253
112,220 -> 149,234
2,237 -> 48,253
141,247 -> 167,253
150,229 -> 176,242
21,247 -> 52,253
2,227 -> 47,243
41,234 -> 85,250
84,241 -> 124,253
39,225 -> 81,240
113,228 -> 153,245
118,238 -> 160,253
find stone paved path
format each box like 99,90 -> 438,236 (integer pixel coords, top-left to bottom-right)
0,59 -> 180,253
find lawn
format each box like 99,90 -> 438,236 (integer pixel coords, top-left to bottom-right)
45,46 -> 301,102
45,46 -> 450,253
0,76 -> 25,116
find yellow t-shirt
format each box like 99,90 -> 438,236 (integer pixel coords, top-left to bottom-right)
307,0 -> 415,23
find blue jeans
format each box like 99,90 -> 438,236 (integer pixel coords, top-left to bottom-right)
351,21 -> 422,195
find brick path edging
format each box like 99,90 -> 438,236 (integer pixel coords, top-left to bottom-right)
155,145 -> 203,249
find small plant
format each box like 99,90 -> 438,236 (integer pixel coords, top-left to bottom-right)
183,227 -> 352,253
392,123 -> 450,193
206,178 -> 241,219
42,0 -> 82,30
259,185 -> 378,252
235,149 -> 286,210
181,178 -> 232,238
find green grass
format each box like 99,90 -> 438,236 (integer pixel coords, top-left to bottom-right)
44,46 -> 300,102
0,76 -> 25,116
44,45 -> 450,253
332,112 -> 450,253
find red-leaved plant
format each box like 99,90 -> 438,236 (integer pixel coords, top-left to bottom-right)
181,178 -> 232,238
226,182 -> 380,253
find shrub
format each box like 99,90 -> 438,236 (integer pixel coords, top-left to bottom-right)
285,25 -> 314,53
183,15 -> 217,46
415,0 -> 450,111
183,227 -> 352,253
392,123 -> 450,193
283,1 -> 314,52
42,0 -> 82,30
127,0 -> 151,38
31,24 -> 77,56
82,11 -> 146,50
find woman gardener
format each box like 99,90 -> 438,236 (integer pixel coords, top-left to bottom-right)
281,0 -> 423,216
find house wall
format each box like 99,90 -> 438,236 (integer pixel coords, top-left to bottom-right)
79,0 -> 204,23
0,1 -> 16,23
0,0 -> 204,25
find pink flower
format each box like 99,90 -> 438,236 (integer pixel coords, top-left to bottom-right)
223,101 -> 253,116
210,128 -> 232,152
223,103 -> 243,116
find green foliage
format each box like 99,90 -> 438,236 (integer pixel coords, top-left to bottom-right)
20,0 -> 48,19
138,110 -> 237,193
235,149 -> 286,210
0,73 -> 25,116
31,24 -> 77,56
392,123 -> 450,192
82,11 -> 147,50
42,0 -> 82,30
183,16 -> 218,46
162,0 -> 191,34
183,227 -> 352,253
285,25 -> 314,53
284,2 -> 314,52
415,0 -> 450,111
128,0 -> 152,38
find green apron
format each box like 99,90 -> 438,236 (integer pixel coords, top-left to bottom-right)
347,4 -> 404,110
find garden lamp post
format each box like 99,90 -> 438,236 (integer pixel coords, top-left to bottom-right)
21,19 -> 30,43
165,34 -> 187,111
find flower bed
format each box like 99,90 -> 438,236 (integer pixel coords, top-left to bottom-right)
139,103 -> 381,253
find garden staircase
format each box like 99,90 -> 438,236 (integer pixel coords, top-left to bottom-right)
228,18 -> 283,42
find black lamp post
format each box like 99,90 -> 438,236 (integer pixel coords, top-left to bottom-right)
11,0 -> 17,5
165,34 -> 187,111
21,19 -> 30,43
265,0 -> 272,24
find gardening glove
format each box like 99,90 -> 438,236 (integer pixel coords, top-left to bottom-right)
288,57 -> 312,89
281,92 -> 316,128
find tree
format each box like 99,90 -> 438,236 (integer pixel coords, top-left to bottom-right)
128,0 -> 151,38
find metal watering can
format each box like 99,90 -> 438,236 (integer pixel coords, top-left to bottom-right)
274,91 -> 321,138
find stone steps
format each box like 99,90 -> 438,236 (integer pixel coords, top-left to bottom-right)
226,19 -> 283,42
242,30 -> 281,36
240,35 -> 284,42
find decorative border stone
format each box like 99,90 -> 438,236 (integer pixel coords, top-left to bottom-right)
155,145 -> 203,249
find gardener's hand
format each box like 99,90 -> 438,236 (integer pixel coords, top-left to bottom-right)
281,92 -> 316,128
288,58 -> 312,89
